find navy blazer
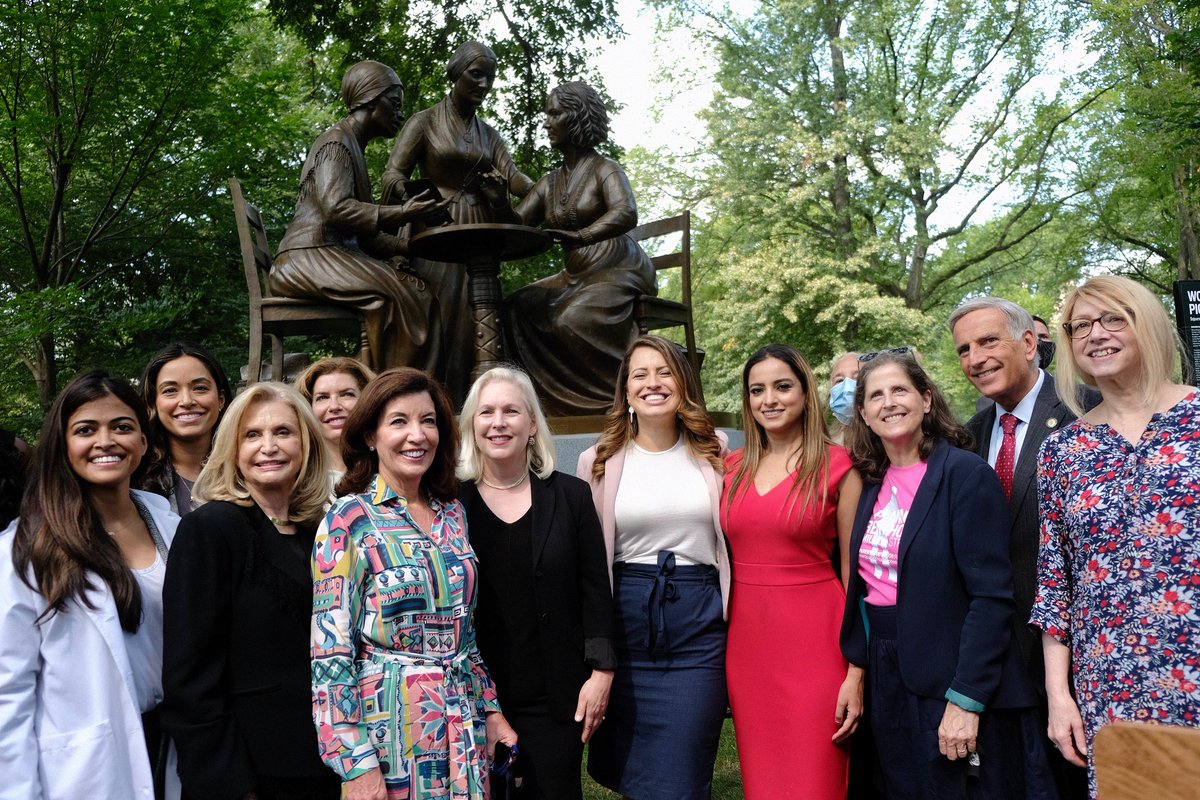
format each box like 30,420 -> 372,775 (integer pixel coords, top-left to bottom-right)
966,373 -> 1087,674
459,470 -> 616,722
840,439 -> 1036,710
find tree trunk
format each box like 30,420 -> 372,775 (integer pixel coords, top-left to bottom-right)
823,1 -> 853,258
1174,163 -> 1200,280
34,332 -> 58,412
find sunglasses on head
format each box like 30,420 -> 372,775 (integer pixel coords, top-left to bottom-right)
857,346 -> 914,363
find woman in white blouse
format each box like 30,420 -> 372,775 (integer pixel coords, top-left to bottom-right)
577,334 -> 730,800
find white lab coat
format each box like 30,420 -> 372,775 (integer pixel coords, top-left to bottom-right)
0,490 -> 179,800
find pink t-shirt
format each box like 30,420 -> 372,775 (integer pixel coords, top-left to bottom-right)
858,461 -> 928,606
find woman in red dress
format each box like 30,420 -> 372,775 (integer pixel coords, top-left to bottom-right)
722,344 -> 864,799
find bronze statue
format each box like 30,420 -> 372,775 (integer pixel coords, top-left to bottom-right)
270,61 -> 449,373
501,81 -> 656,416
381,41 -> 534,403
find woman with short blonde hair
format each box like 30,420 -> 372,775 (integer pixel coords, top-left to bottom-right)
162,382 -> 338,799
1034,275 -> 1200,797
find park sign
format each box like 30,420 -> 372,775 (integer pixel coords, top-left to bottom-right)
1173,280 -> 1200,387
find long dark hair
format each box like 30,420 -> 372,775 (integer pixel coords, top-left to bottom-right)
725,344 -> 831,515
845,353 -> 972,483
138,342 -> 232,497
337,368 -> 460,503
14,370 -> 151,631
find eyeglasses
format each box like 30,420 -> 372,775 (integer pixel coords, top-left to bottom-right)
1061,312 -> 1130,340
857,346 -> 914,363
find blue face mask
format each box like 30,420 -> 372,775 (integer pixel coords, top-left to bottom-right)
828,378 -> 856,425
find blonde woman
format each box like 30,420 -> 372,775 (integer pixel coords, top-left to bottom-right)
457,366 -> 614,799
161,383 -> 338,800
1032,275 -> 1200,797
577,334 -> 730,799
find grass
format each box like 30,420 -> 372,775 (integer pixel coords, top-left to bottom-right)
581,719 -> 744,799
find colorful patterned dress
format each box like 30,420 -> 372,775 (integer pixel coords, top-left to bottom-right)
311,476 -> 499,798
1031,392 -> 1200,796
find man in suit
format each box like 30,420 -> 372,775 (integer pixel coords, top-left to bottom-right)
950,296 -> 1092,798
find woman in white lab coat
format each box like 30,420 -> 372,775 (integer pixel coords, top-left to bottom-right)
0,370 -> 179,800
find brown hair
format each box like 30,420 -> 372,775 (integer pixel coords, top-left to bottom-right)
845,353 -> 972,483
138,342 -> 232,498
725,344 -> 832,516
337,368 -> 460,502
293,357 -> 376,402
14,370 -> 151,632
591,335 -> 722,481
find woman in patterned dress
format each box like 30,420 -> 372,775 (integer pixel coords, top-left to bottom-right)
501,81 -> 656,416
311,368 -> 517,800
1032,275 -> 1200,797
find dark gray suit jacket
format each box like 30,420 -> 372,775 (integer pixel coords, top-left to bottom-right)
966,373 -> 1089,678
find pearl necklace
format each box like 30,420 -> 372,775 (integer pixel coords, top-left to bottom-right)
480,472 -> 528,491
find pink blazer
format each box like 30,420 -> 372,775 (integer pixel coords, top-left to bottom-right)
576,432 -> 731,619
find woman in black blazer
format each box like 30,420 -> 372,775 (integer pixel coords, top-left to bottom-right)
161,383 -> 339,800
457,366 -> 615,800
840,352 -> 1056,799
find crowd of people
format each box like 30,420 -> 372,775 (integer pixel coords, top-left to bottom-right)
2,271 -> 1199,800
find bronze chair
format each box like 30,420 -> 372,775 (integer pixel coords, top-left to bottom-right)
229,177 -> 368,383
628,211 -> 701,379
1094,720 -> 1200,798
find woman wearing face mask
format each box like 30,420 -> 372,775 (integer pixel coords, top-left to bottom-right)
827,351 -> 859,445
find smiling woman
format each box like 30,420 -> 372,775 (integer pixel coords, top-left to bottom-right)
841,353 -> 1056,799
160,382 -> 338,800
311,368 -> 517,800
295,357 -> 377,482
577,335 -> 730,800
456,367 -> 615,799
139,343 -> 233,514
1,371 -> 179,800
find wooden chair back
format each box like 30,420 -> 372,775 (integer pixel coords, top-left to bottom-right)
228,177 -> 365,383
628,211 -> 701,380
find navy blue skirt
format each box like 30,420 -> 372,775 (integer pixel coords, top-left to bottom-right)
865,605 -> 1058,800
587,551 -> 728,800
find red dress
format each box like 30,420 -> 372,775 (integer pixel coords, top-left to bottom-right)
721,447 -> 852,799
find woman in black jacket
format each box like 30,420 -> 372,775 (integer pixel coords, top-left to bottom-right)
161,382 -> 337,800
456,366 -> 615,799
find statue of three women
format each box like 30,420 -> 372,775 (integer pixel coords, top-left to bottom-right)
271,43 -> 657,414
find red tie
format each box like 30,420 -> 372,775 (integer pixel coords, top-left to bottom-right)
996,413 -> 1018,500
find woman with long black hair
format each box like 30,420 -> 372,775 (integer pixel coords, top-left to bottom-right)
0,370 -> 179,800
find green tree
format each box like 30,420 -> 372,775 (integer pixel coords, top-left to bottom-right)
1067,0 -> 1200,292
0,0 -> 327,421
642,0 -> 1100,406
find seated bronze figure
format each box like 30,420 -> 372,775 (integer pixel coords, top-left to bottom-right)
502,81 -> 656,416
270,61 -> 448,373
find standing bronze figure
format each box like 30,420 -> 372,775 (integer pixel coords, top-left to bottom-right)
503,81 -> 656,417
382,41 -> 534,403
270,61 -> 448,373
